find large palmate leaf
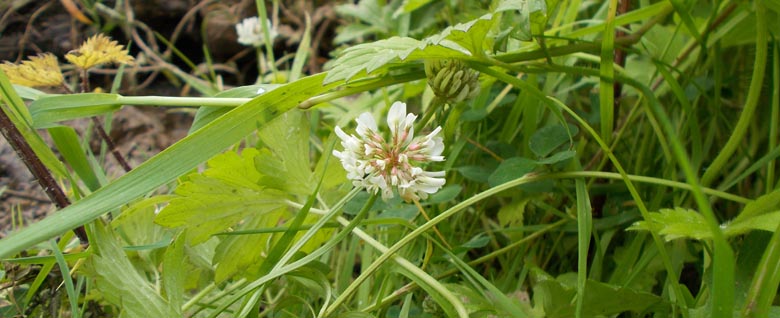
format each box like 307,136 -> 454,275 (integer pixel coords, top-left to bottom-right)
158,110 -> 318,281
212,209 -> 286,283
0,73 -> 334,258
83,222 -> 180,318
256,110 -> 316,195
155,148 -> 287,245
324,14 -> 495,84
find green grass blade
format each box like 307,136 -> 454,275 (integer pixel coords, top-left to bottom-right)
599,0 -> 617,144
700,2 -> 768,187
0,73 -> 335,258
289,14 -> 312,82
768,39 -> 780,191
50,239 -> 81,318
741,222 -> 780,317
0,69 -> 71,180
49,126 -> 101,191
575,174 -> 592,318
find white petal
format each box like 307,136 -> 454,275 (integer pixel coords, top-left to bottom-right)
428,136 -> 445,157
335,126 -> 349,141
356,112 -> 378,136
387,102 -> 407,132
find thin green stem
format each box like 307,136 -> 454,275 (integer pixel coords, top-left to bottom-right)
256,0 -> 278,77
361,219 -> 568,313
298,71 -> 425,109
700,3 -> 768,187
471,63 -> 690,315
205,188 -> 364,318
742,222 -> 780,317
318,169 -> 626,318
327,215 -> 468,317
768,40 -> 779,191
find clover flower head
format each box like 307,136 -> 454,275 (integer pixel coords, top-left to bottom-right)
333,102 -> 446,202
235,17 -> 277,47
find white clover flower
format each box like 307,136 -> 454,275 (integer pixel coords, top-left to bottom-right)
235,17 -> 277,47
333,102 -> 446,202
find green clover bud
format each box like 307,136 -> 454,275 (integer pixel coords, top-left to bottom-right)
424,59 -> 480,104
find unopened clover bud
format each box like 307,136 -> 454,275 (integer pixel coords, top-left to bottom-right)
424,59 -> 480,103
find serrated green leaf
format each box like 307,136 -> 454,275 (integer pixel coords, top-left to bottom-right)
84,222 -> 180,318
423,13 -> 496,56
498,198 -> 527,227
725,211 -> 780,237
162,234 -> 185,309
488,157 -> 536,187
257,110 -> 314,195
202,148 -> 263,190
734,189 -> 780,224
325,14 -> 495,84
325,37 -> 458,84
113,199 -> 172,252
155,149 -> 287,244
213,209 -> 285,283
628,208 -> 711,241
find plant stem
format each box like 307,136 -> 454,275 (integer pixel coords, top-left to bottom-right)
328,215 -> 468,318
90,116 -> 132,172
0,102 -> 88,243
700,2 -> 768,187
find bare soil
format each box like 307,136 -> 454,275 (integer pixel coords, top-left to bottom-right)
0,0 -> 340,236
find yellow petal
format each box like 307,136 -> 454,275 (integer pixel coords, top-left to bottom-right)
0,53 -> 64,87
65,34 -> 135,70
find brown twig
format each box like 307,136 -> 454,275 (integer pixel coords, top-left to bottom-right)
0,103 -> 88,243
466,138 -> 504,162
90,116 -> 132,172
72,70 -> 133,173
16,2 -> 53,61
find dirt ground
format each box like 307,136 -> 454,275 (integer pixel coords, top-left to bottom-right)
1,0 -> 339,235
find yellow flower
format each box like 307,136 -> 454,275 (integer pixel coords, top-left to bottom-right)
0,53 -> 64,87
65,34 -> 135,70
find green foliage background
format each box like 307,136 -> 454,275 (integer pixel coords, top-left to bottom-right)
1,0 -> 780,317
